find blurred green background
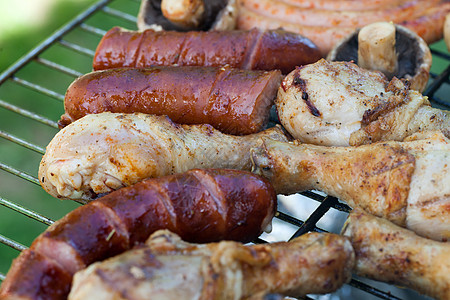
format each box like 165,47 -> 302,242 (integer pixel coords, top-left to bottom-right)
0,0 -> 94,275
0,0 -> 97,72
0,0 -> 140,276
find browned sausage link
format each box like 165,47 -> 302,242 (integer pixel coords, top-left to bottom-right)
0,169 -> 276,300
59,66 -> 282,135
0,249 -> 72,300
92,27 -> 322,74
398,3 -> 450,45
280,0 -> 409,11
236,6 -> 354,57
241,0 -> 443,28
236,1 -> 450,56
98,168 -> 277,244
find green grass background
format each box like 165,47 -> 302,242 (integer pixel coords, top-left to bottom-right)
0,0 -> 97,73
0,0 -> 140,276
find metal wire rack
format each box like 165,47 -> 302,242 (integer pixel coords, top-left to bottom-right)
0,0 -> 449,299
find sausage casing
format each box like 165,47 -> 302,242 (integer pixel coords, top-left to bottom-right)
96,168 -> 277,245
0,169 -> 276,300
59,66 -> 282,135
237,0 -> 450,56
93,27 -> 322,74
0,249 -> 72,300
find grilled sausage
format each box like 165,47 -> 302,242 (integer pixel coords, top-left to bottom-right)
0,249 -> 73,300
92,27 -> 322,74
240,0 -> 439,28
237,0 -> 450,55
237,6 -> 354,57
279,0 -> 409,10
58,66 -> 282,134
0,169 -> 277,300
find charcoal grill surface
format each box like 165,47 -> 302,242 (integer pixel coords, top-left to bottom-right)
0,0 -> 449,299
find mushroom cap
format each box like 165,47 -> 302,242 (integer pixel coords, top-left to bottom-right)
137,0 -> 236,32
444,13 -> 450,52
327,23 -> 432,92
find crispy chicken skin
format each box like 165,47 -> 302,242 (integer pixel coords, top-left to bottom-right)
342,208 -> 450,300
276,59 -> 449,146
251,131 -> 450,241
68,230 -> 354,300
38,112 -> 288,201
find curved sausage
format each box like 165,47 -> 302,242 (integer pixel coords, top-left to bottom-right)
92,27 -> 322,74
58,66 -> 282,135
237,1 -> 450,55
241,0 -> 440,28
0,249 -> 73,300
0,169 -> 277,300
237,6 -> 354,56
279,0 -> 408,10
397,4 -> 450,44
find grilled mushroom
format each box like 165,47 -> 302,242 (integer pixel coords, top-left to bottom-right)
137,0 -> 237,31
327,22 -> 432,92
444,13 -> 450,51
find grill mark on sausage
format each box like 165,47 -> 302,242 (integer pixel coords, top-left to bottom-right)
176,32 -> 190,65
192,170 -> 226,219
206,66 -> 233,119
243,28 -> 265,69
133,30 -> 146,67
152,181 -> 178,230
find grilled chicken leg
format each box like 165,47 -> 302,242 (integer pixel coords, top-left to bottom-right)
342,208 -> 450,300
276,59 -> 449,146
39,112 -> 288,202
251,131 -> 450,241
68,230 -> 354,300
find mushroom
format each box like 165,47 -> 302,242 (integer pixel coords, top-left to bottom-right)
444,13 -> 450,51
137,0 -> 237,31
327,22 -> 432,92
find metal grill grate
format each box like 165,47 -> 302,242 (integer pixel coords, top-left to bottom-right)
0,0 -> 449,299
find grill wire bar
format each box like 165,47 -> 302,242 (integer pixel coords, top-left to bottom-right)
0,99 -> 59,128
0,0 -> 112,85
0,197 -> 54,227
0,0 -> 449,299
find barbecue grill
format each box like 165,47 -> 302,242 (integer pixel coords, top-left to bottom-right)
0,0 -> 449,299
